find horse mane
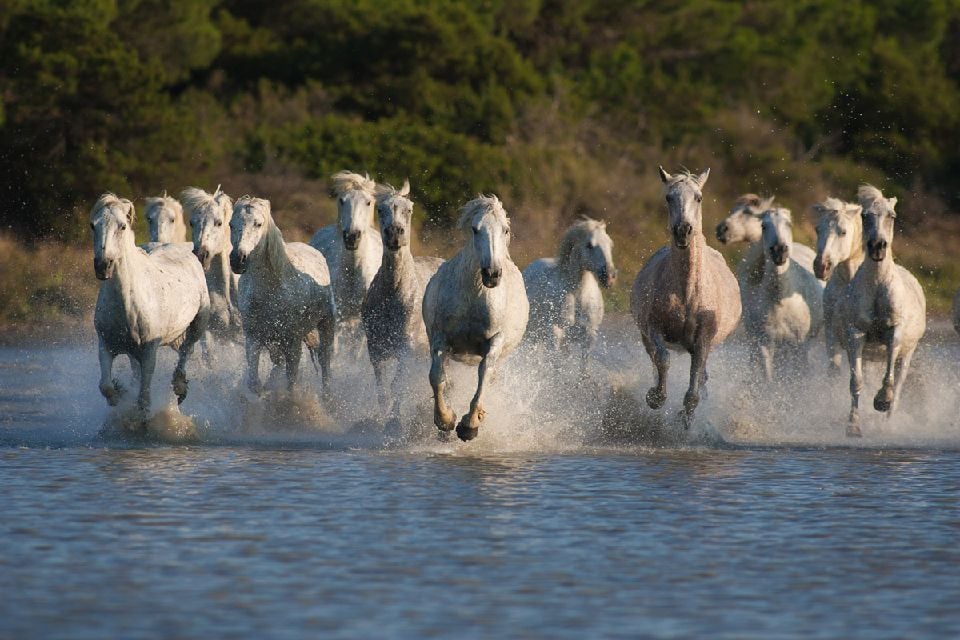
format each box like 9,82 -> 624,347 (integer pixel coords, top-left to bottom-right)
457,194 -> 509,232
857,184 -> 885,207
332,171 -> 376,197
732,193 -> 766,215
764,206 -> 792,224
91,193 -> 134,223
814,197 -> 859,219
375,181 -> 413,212
181,186 -> 233,220
556,217 -> 605,262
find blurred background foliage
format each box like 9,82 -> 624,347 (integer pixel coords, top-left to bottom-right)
1,0 -> 960,325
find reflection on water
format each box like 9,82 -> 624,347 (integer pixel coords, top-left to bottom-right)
1,334 -> 960,637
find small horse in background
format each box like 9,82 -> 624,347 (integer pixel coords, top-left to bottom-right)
631,167 -> 741,427
716,193 -> 818,281
742,206 -> 823,381
423,195 -> 529,441
310,171 -> 383,354
523,217 -> 617,374
181,186 -> 242,346
813,197 -> 864,374
839,185 -> 926,437
231,196 -> 336,397
91,194 -> 209,422
145,192 -> 188,244
361,180 -> 444,426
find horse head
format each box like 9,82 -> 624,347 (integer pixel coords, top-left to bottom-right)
659,166 -> 710,250
90,193 -> 136,280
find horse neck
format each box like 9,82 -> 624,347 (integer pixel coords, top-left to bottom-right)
457,246 -> 485,291
668,232 -> 705,302
251,220 -> 291,283
762,257 -> 791,299
207,249 -> 233,295
556,245 -> 585,288
860,248 -> 896,283
381,246 -> 417,289
340,229 -> 377,271
174,216 -> 187,243
107,236 -> 149,302
838,241 -> 865,283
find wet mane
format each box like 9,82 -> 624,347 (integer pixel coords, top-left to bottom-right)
457,194 -> 510,232
181,187 -> 233,220
332,171 -> 376,197
91,193 -> 134,223
556,217 -> 606,262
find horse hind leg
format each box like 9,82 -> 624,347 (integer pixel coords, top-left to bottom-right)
682,341 -> 711,429
642,331 -> 670,410
98,340 -> 123,406
316,314 -> 335,406
888,349 -> 915,417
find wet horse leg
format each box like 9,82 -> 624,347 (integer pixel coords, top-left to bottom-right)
642,330 -> 669,410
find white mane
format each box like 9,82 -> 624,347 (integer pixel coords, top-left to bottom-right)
857,184 -> 885,207
91,193 -> 133,221
181,186 -> 233,220
332,171 -> 376,198
457,194 -> 510,233
556,217 -> 605,262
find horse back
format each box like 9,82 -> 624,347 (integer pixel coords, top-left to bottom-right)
286,242 -> 331,288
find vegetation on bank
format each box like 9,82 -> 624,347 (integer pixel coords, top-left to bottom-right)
1,0 -> 959,328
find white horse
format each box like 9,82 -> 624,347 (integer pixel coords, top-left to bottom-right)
523,217 -> 617,373
91,194 -> 209,422
361,180 -> 444,424
230,196 -> 336,396
310,171 -> 383,353
422,195 -> 529,441
716,193 -> 818,286
813,197 -> 864,373
181,186 -> 242,345
144,192 -> 187,244
839,185 -> 926,437
742,206 -> 823,381
631,167 -> 741,427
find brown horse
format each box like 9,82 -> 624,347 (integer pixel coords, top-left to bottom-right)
631,167 -> 741,426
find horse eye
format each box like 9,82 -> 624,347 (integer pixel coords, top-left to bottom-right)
90,223 -> 95,230
472,227 -> 479,234
215,220 -> 222,227
695,194 -> 703,203
838,229 -> 846,236
504,228 -> 510,236
119,223 -> 126,231
340,197 -> 346,204
398,228 -> 405,234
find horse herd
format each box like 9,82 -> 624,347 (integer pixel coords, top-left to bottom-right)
90,167 -> 931,441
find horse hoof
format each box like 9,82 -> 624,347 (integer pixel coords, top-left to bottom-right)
456,421 -> 479,442
873,391 -> 893,413
846,423 -> 862,438
434,408 -> 456,432
646,388 -> 666,410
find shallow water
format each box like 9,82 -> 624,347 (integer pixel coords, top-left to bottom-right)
2,331 -> 960,638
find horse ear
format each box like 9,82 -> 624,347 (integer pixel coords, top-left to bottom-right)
126,201 -> 136,226
887,196 -> 897,208
400,179 -> 410,197
845,203 -> 862,217
696,168 -> 710,187
658,166 -> 671,183
759,196 -> 776,212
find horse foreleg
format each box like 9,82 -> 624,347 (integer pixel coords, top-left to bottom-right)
137,343 -> 159,421
888,347 -> 915,418
317,315 -> 335,405
760,341 -> 775,383
385,350 -> 411,435
846,329 -> 866,437
874,327 -> 902,413
245,338 -> 263,394
174,313 -> 205,405
458,334 -> 504,441
283,341 -> 302,390
683,339 -> 711,429
98,339 -> 122,406
430,344 -> 455,432
642,331 -> 669,410
371,357 -> 389,414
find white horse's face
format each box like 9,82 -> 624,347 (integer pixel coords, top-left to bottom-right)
191,195 -> 231,270
659,166 -> 709,250
813,201 -> 861,279
378,192 -> 414,251
338,189 -> 376,251
761,208 -> 793,269
579,224 -> 617,287
145,199 -> 181,243
90,198 -> 135,280
468,210 -> 511,288
716,196 -> 763,244
230,198 -> 270,274
862,195 -> 898,262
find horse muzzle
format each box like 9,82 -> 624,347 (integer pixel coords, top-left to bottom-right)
672,223 -> 692,249
94,257 -> 114,280
383,227 -> 405,251
867,240 -> 887,262
814,256 -> 831,280
715,222 -> 730,244
480,267 -> 502,288
343,230 -> 361,251
194,247 -> 212,270
598,267 -> 618,288
230,251 -> 248,274
769,244 -> 789,267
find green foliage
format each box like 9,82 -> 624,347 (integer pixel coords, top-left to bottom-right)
0,0 -> 959,240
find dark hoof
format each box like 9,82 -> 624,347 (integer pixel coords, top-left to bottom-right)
456,420 -> 479,442
646,388 -> 666,410
873,393 -> 892,413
